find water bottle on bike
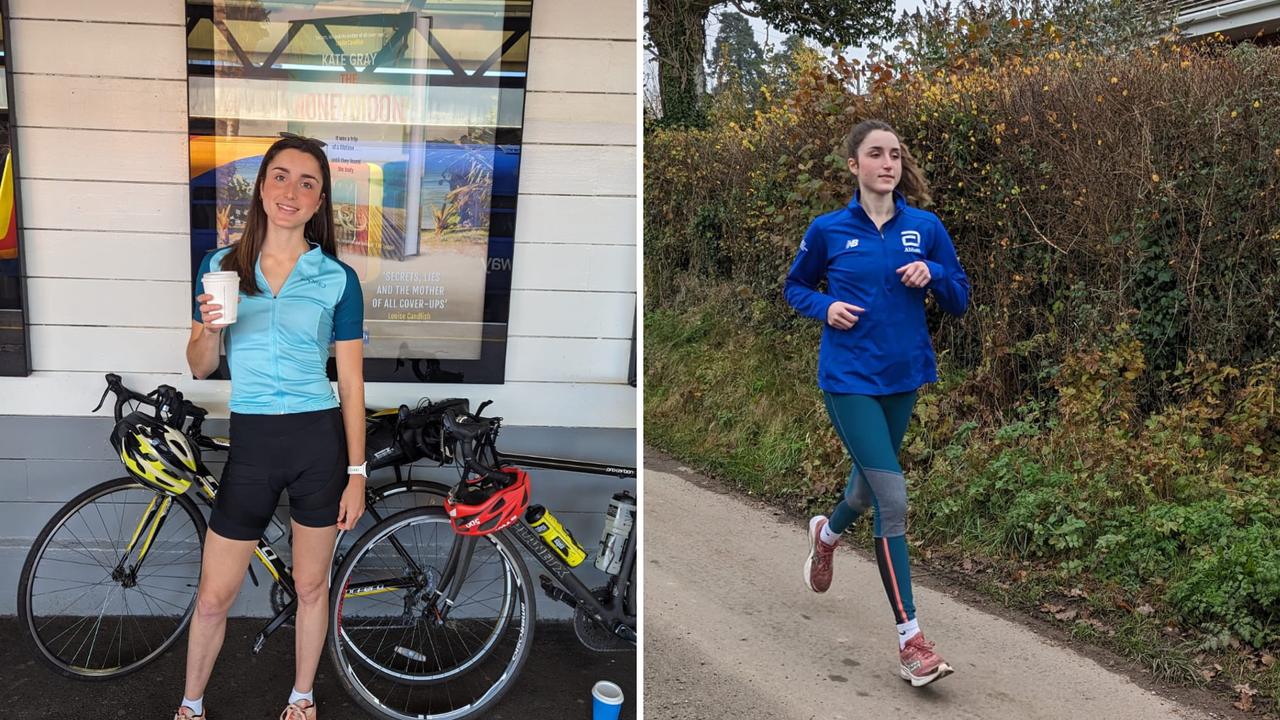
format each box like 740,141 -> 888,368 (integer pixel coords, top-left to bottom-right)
526,504 -> 588,566
594,491 -> 637,575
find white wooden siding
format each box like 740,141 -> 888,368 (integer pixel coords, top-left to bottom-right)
526,39 -> 637,94
0,371 -> 637,428
12,76 -> 187,133
8,0 -> 185,24
0,0 -> 637,428
516,195 -> 635,245
22,231 -> 192,281
523,92 -> 634,146
530,0 -> 634,39
8,20 -> 188,80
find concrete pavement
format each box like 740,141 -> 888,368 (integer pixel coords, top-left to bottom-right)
643,452 -> 1217,720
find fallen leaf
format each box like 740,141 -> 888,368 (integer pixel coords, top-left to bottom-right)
1136,604 -> 1155,616
1234,683 -> 1256,712
1230,637 -> 1241,649
1115,600 -> 1134,612
1054,609 -> 1078,621
1200,669 -> 1217,682
962,558 -> 973,572
1065,587 -> 1089,598
1262,654 -> 1276,667
1041,604 -> 1066,614
1012,570 -> 1029,582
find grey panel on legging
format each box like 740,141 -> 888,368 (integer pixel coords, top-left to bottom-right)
862,467 -> 908,538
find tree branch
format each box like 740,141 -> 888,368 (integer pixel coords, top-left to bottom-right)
727,0 -> 763,18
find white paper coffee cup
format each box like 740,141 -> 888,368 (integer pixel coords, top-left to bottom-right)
202,271 -> 239,326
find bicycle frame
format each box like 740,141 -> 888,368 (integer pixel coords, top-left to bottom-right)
383,454 -> 639,645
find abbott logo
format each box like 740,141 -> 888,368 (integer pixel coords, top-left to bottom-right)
901,230 -> 921,248
846,238 -> 859,249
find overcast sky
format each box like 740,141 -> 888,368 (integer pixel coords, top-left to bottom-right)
643,0 -> 928,104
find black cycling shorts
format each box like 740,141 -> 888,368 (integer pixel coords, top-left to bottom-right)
209,407 -> 349,542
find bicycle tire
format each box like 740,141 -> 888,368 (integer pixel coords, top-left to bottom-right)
326,507 -> 536,720
17,477 -> 207,680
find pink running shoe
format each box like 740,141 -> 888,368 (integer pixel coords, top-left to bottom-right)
172,708 -> 205,720
900,633 -> 954,687
804,516 -> 838,593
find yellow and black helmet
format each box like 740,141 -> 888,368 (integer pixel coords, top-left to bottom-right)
111,411 -> 198,495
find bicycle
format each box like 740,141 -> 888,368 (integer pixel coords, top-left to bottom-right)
16,373 -> 454,680
326,404 -> 639,720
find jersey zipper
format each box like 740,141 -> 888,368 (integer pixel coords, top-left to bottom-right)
271,293 -> 283,414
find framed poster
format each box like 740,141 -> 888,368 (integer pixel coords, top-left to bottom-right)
0,0 -> 30,377
186,0 -> 530,384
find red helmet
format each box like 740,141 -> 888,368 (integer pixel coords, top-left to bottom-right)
444,468 -> 530,536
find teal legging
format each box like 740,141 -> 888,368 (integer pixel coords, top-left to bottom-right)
823,390 -> 917,624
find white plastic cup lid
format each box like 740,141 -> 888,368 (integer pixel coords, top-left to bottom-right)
592,681 -> 624,705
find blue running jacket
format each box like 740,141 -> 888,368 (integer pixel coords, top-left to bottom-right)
784,191 -> 969,395
194,242 -> 363,414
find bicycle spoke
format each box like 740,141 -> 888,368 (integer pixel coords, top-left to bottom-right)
31,580 -> 117,597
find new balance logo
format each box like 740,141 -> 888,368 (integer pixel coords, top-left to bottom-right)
846,238 -> 859,249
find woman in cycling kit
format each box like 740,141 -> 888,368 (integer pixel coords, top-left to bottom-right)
785,119 -> 970,688
179,134 -> 366,720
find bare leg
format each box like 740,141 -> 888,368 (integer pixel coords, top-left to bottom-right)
183,529 -> 259,702
291,520 -> 339,696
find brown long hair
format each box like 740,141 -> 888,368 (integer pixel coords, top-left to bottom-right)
844,119 -> 933,210
219,136 -> 336,296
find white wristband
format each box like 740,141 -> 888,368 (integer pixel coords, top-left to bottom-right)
347,462 -> 368,478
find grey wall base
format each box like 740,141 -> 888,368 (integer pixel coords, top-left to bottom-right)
0,415 -> 636,620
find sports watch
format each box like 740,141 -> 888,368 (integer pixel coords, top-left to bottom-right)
347,461 -> 368,478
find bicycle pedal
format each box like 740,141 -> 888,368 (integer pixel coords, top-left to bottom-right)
538,575 -> 578,609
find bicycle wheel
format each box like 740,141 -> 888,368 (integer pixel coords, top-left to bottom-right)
327,507 -> 535,720
17,477 -> 206,680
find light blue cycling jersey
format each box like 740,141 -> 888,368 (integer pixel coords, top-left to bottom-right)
193,241 -> 363,415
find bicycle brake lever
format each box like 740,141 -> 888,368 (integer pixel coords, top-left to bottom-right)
92,384 -> 112,413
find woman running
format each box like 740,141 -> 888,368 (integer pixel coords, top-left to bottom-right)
179,133 -> 366,720
785,119 -> 969,688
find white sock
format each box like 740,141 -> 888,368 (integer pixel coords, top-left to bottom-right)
180,697 -> 204,717
820,522 -> 841,545
289,688 -> 314,706
897,618 -> 921,649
